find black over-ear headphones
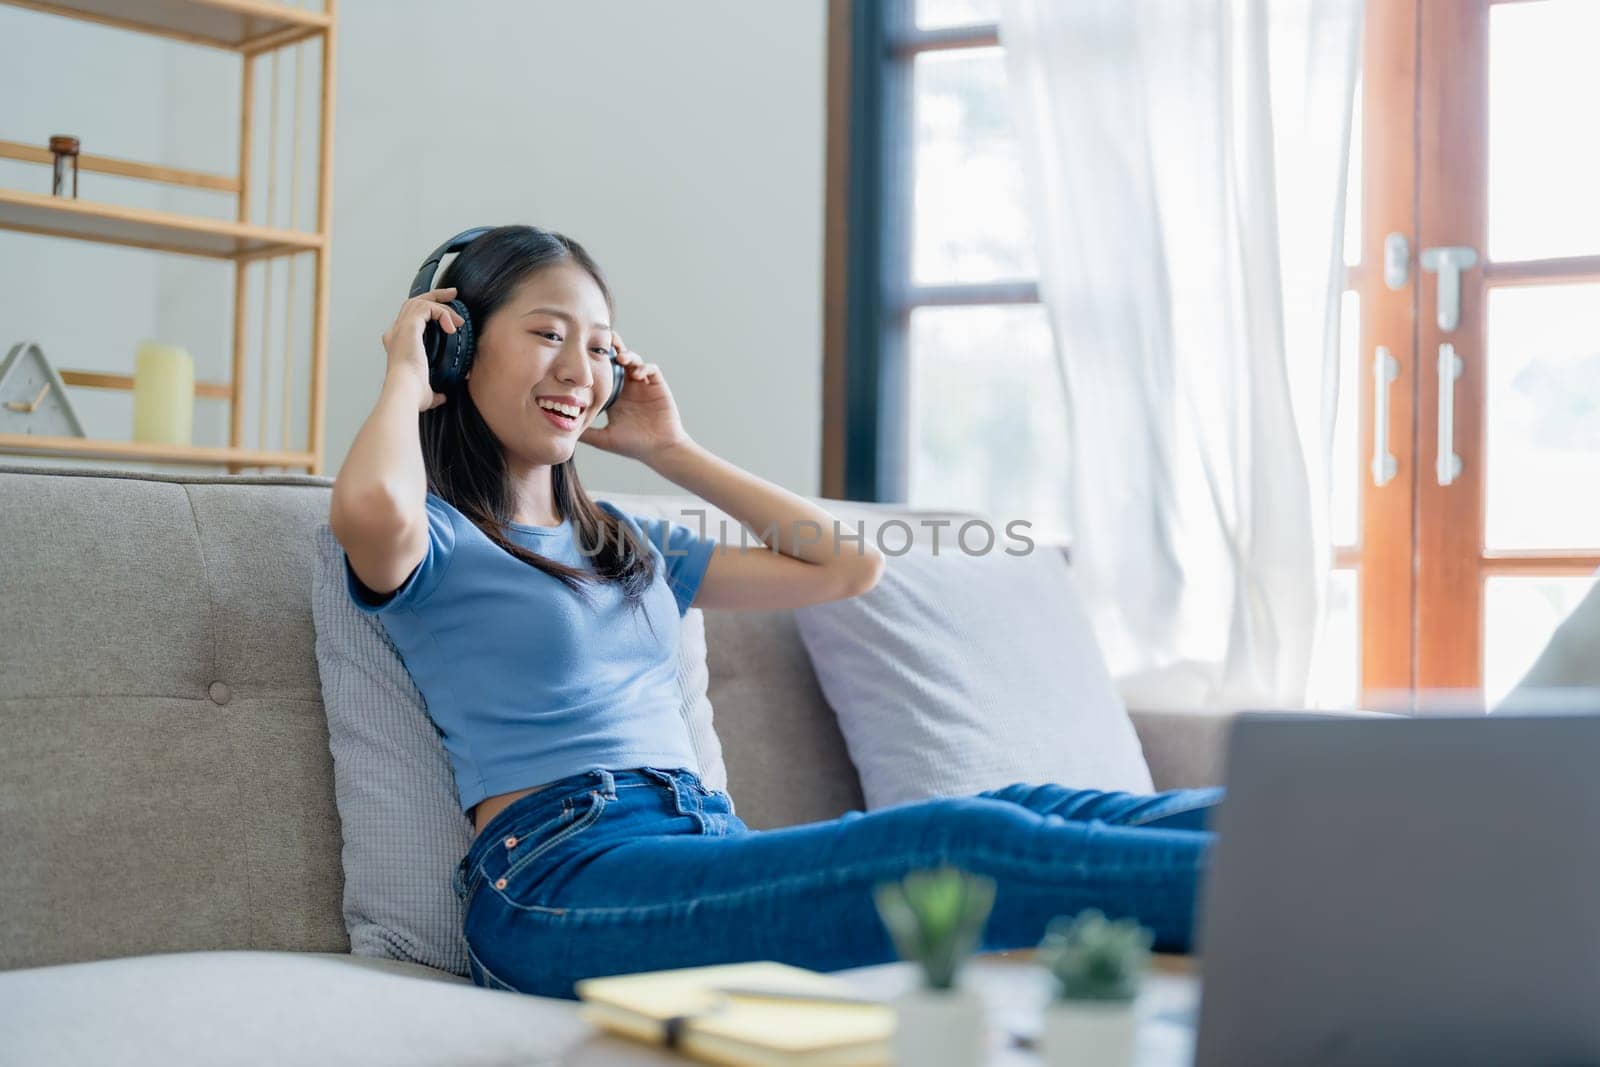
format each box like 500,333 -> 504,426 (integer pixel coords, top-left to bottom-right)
410,226 -> 625,414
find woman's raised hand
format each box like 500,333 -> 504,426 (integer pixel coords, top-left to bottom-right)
578,333 -> 692,464
382,287 -> 466,413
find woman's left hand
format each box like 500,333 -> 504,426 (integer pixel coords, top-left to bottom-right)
579,333 -> 692,464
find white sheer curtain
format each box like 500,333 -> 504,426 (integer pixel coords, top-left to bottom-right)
998,0 -> 1363,709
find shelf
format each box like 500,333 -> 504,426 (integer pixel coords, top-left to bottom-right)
0,139 -> 239,194
0,0 -> 336,477
0,187 -> 322,260
0,432 -> 316,469
59,368 -> 233,400
2,0 -> 330,52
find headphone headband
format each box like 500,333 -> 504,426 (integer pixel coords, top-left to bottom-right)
409,224 -> 625,414
409,226 -> 495,298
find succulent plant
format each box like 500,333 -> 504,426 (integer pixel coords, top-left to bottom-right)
1037,909 -> 1153,1002
873,867 -> 997,991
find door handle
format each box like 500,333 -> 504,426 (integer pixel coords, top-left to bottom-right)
1420,245 -> 1478,333
1372,346 -> 1398,487
1436,342 -> 1463,486
1383,233 -> 1410,291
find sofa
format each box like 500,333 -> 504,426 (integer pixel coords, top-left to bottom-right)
0,463 -> 1240,1065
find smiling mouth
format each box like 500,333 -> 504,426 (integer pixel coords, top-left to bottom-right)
535,400 -> 585,431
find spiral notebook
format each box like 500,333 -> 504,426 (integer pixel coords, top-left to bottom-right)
574,960 -> 894,1067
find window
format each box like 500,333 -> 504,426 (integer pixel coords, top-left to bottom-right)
824,0 -> 1600,709
824,0 -> 1071,544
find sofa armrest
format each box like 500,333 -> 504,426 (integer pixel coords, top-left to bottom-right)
1128,708 -> 1238,791
1129,707 -> 1395,791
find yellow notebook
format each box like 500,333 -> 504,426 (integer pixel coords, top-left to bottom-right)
574,961 -> 894,1067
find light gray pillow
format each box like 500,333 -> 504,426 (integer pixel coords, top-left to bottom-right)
309,523 -> 726,976
793,545 -> 1152,809
1496,569 -> 1600,713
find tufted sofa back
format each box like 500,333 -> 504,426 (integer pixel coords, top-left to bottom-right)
0,463 -> 978,969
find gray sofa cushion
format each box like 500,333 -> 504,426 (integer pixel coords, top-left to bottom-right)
0,465 -> 349,971
0,949 -> 593,1066
795,545 -> 1152,808
309,523 -> 725,977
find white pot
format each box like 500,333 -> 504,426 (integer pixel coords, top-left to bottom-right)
891,985 -> 986,1067
1038,998 -> 1137,1067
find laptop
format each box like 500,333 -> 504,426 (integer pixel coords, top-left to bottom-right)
1194,712 -> 1600,1066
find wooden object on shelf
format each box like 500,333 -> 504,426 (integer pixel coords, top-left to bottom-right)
47,134 -> 78,197
0,0 -> 338,473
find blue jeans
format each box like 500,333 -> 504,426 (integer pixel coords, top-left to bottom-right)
451,765 -> 1221,999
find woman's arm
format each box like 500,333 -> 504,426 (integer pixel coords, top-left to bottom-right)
648,440 -> 885,612
582,335 -> 885,612
330,288 -> 463,595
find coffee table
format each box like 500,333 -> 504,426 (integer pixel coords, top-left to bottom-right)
557,952 -> 1200,1065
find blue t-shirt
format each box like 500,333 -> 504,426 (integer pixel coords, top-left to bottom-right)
342,493 -> 718,814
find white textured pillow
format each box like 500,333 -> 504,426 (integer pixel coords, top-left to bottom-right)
794,545 -> 1151,809
309,524 -> 726,976
1497,569 -> 1600,712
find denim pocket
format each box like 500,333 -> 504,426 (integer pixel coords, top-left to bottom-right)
499,801 -> 581,862
461,793 -> 582,911
489,788 -> 610,907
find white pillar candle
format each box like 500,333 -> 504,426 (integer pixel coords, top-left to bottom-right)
132,341 -> 195,446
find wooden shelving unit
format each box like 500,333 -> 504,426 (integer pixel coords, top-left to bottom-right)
0,431 -> 314,468
0,186 -> 324,259
3,0 -> 330,51
0,0 -> 338,473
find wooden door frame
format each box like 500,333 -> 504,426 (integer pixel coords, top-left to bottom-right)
1414,0 -> 1600,698
1414,0 -> 1489,695
1358,0 -> 1420,709
822,0 -> 853,500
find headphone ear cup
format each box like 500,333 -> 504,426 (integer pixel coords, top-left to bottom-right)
423,299 -> 475,393
598,353 -> 626,415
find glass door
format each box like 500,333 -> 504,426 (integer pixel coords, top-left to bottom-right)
1358,0 -> 1600,708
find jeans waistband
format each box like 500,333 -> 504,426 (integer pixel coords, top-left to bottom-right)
456,765 -> 703,892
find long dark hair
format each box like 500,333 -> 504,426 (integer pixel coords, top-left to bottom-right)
418,224 -> 655,611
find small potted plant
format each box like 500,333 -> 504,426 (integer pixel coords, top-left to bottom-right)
1034,909 -> 1153,1067
873,866 -> 996,1067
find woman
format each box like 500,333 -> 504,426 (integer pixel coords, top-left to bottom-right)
331,225 -> 1221,999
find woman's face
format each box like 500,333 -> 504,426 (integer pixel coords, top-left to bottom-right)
465,261 -> 615,467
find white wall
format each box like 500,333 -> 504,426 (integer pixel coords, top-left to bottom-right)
2,0 -> 828,496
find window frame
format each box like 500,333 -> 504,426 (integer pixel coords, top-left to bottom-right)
823,0 -> 1600,708
823,0 -> 1040,502
824,0 -> 1369,706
